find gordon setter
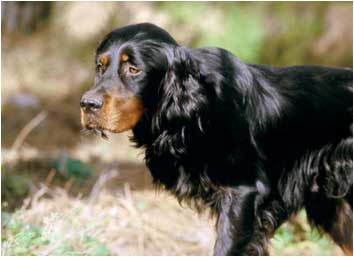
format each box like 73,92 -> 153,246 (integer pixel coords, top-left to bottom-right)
80,23 -> 353,255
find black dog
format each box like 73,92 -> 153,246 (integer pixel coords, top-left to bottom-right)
80,23 -> 353,255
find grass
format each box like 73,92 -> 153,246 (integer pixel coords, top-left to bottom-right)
1,185 -> 342,256
1,185 -> 215,256
271,211 -> 340,255
2,211 -> 110,256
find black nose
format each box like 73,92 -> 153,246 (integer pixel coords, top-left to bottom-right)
80,97 -> 103,112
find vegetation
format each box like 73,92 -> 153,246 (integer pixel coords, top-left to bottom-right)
2,211 -> 110,256
2,189 -> 341,256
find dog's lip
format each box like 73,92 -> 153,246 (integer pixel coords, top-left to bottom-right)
81,126 -> 109,140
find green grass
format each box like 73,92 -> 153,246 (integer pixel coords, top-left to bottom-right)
2,212 -> 110,256
271,211 -> 338,255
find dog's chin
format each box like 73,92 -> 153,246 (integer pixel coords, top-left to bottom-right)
81,111 -> 141,139
81,122 -> 135,139
81,125 -> 110,139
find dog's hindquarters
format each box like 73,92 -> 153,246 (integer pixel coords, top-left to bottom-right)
305,136 -> 353,255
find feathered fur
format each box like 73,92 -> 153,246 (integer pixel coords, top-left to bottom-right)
88,23 -> 353,255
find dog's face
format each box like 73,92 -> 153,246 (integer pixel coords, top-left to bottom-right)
80,23 -> 178,135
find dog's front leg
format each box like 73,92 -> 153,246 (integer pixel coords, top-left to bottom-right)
213,186 -> 286,256
213,186 -> 263,255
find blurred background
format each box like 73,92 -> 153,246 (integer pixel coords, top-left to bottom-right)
1,2 -> 352,255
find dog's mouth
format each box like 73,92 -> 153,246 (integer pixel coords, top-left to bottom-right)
81,126 -> 110,140
80,108 -> 111,139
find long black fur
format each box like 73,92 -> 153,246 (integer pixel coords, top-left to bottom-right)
95,23 -> 353,255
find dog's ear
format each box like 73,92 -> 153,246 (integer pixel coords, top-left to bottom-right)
155,47 -> 207,130
151,47 -> 208,157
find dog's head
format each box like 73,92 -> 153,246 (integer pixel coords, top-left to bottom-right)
80,23 -> 191,136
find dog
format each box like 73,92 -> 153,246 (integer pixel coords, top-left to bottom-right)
80,23 -> 353,255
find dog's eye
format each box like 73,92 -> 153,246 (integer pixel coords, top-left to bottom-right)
128,66 -> 141,75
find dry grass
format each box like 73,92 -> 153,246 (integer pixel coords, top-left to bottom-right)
2,183 -> 215,256
2,181 -> 343,256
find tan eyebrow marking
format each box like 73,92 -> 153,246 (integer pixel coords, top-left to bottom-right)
100,54 -> 109,66
120,53 -> 129,62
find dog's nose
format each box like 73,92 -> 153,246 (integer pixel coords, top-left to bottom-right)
80,97 -> 103,112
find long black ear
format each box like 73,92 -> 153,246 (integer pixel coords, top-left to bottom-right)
154,47 -> 208,131
151,47 -> 209,158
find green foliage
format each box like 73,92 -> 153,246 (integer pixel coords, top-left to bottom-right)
2,213 -> 111,256
2,175 -> 30,197
271,210 -> 336,255
197,4 -> 265,63
1,212 -> 12,228
158,2 -> 353,67
52,155 -> 93,181
159,2 -> 265,63
2,215 -> 46,256
2,170 -> 32,211
82,236 -> 111,256
259,2 -> 326,65
159,2 -> 208,25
